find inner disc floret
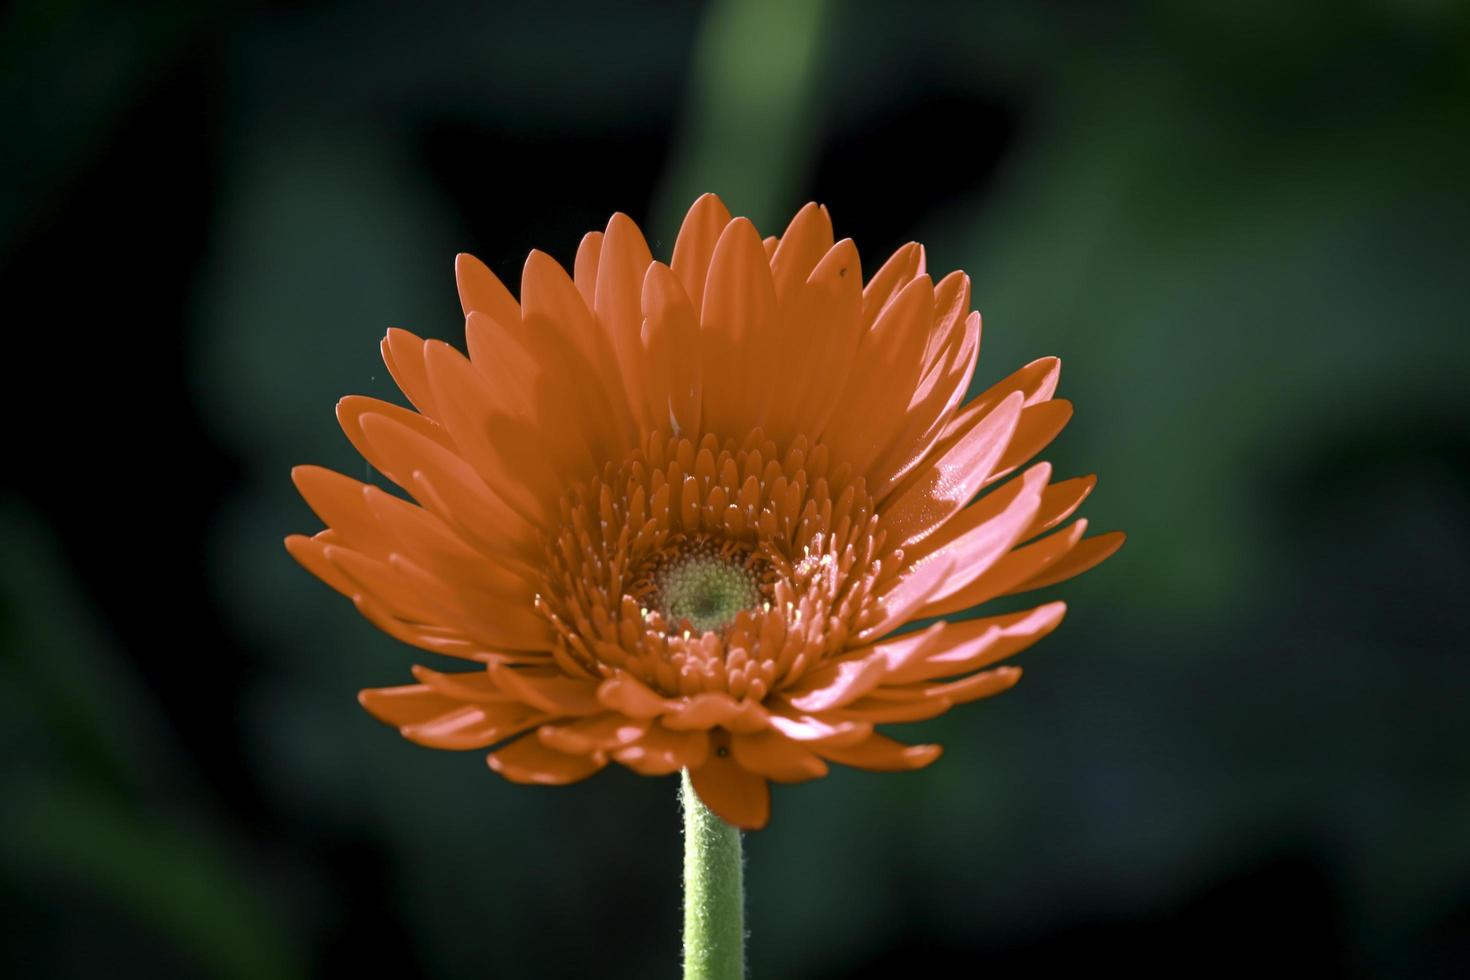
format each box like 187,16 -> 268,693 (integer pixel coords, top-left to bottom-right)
655,545 -> 763,634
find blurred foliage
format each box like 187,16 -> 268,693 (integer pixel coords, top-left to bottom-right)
2,0 -> 1469,977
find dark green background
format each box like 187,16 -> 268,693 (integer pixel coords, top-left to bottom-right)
3,1 -> 1468,977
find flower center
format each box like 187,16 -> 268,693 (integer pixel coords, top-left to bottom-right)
656,548 -> 762,634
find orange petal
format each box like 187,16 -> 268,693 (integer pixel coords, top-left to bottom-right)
771,239 -> 863,444
381,328 -> 439,418
455,252 -> 520,326
824,274 -> 935,475
765,710 -> 872,746
855,554 -> 957,643
487,662 -> 602,715
1023,474 -> 1097,541
520,249 -> 634,452
881,391 -> 1024,549
817,733 -> 941,772
292,465 -> 391,551
670,192 -> 732,311
860,242 -> 925,330
538,713 -> 650,754
487,735 -> 606,785
912,464 -> 1050,610
359,685 -> 547,749
1006,530 -> 1125,594
614,724 -> 710,775
661,692 -> 770,733
917,519 -> 1089,619
985,400 -> 1073,487
883,602 -> 1066,685
872,665 -> 1023,706
640,262 -> 703,438
731,730 -> 829,783
699,217 -> 778,438
572,231 -> 603,308
689,750 -> 771,830
770,201 -> 834,307
597,674 -> 675,718
595,213 -> 656,431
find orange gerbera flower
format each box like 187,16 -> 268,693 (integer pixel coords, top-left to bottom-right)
286,194 -> 1122,829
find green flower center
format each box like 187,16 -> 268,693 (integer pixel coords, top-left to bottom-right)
657,552 -> 762,634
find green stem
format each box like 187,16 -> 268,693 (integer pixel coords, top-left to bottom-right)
681,769 -> 745,980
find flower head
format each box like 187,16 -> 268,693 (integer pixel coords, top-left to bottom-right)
286,194 -> 1123,829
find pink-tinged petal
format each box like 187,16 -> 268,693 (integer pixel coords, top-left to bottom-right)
614,725 -> 710,775
487,736 -> 606,785
1005,531 -> 1126,594
884,665 -> 1024,706
784,656 -> 891,713
765,711 -> 873,746
1023,474 -> 1097,541
881,391 -> 1026,549
455,252 -> 520,325
917,519 -> 1089,619
832,695 -> 954,724
909,462 -> 1049,564
984,400 -> 1074,487
662,692 -> 770,733
538,714 -> 650,754
915,465 -> 1050,610
817,733 -> 942,771
731,730 -> 829,783
487,663 -> 602,715
883,602 -> 1066,685
670,192 -> 733,311
962,356 -> 1061,422
854,555 -> 956,644
869,302 -> 980,499
597,674 -> 676,718
689,749 -> 771,830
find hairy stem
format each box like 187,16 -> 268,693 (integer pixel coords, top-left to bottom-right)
681,770 -> 745,980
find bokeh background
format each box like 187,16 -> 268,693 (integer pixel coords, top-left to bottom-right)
4,1 -> 1469,977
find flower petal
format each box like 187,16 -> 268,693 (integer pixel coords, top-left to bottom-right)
731,730 -> 829,783
613,724 -> 710,775
816,733 -> 942,772
538,713 -> 650,754
487,735 -> 606,785
670,192 -> 732,312
455,252 -> 520,326
689,749 -> 771,830
881,390 -> 1025,549
699,217 -> 778,439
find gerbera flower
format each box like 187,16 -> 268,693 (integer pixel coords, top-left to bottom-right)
286,194 -> 1122,830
